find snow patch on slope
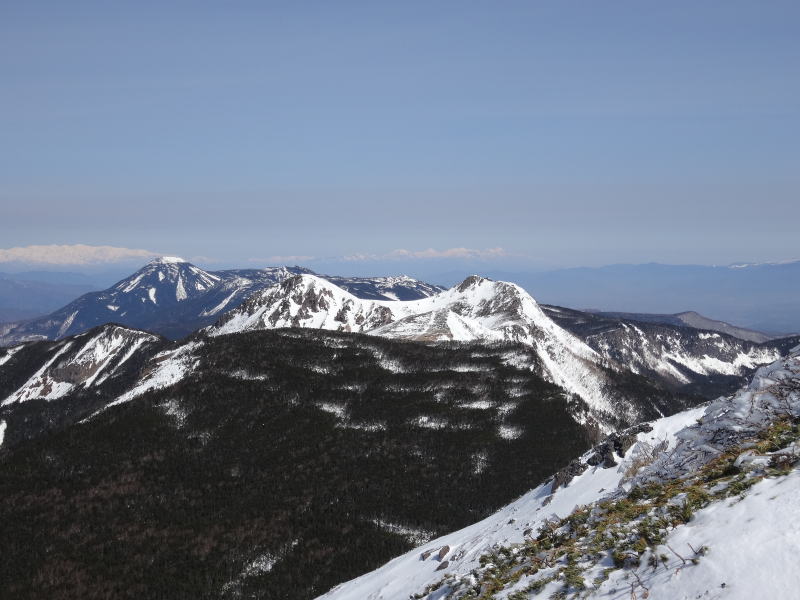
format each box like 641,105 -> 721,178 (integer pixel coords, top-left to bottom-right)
0,344 -> 24,366
2,342 -> 75,405
97,341 -> 202,415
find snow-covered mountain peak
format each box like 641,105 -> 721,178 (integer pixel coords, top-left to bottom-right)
149,256 -> 187,264
112,259 -> 221,302
210,274 -> 548,342
383,276 -> 570,346
263,273 -> 351,304
454,274 -> 490,292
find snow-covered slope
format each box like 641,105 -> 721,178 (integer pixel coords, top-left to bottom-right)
1,324 -> 161,406
210,274 -> 396,335
587,323 -> 780,384
209,275 -> 626,418
543,304 -> 783,394
318,345 -> 800,600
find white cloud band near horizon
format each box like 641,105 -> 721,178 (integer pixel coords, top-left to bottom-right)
0,244 -> 159,265
247,248 -> 511,265
248,255 -> 317,264
344,247 -> 509,261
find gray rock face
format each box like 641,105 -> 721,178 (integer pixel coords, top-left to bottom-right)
586,424 -> 654,468
550,423 -> 655,492
550,458 -> 588,493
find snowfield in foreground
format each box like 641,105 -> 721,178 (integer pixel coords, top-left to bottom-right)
319,345 -> 800,600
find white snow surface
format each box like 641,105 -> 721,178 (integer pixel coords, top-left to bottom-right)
57,311 -> 78,337
200,290 -> 239,317
175,275 -> 187,301
318,347 -> 800,600
600,471 -> 800,599
0,419 -> 6,448
153,256 -> 187,264
209,275 -> 614,414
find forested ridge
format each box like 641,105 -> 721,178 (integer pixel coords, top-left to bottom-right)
0,330 -> 694,599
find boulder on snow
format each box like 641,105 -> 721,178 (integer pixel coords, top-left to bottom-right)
550,458 -> 588,492
586,424 -> 654,468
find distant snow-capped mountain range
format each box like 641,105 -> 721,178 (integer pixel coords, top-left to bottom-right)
0,257 -> 797,405
0,257 -> 445,343
0,274 -> 668,438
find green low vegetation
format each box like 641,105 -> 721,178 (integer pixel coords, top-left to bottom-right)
416,416 -> 800,599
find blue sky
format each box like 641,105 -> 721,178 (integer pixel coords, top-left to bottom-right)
1,1 -> 798,273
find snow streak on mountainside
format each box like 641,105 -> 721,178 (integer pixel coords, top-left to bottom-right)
319,344 -> 800,600
209,275 -> 624,419
1,325 -> 161,406
90,340 -> 203,418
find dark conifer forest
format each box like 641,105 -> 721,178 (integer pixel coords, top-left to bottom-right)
0,330 -> 698,599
